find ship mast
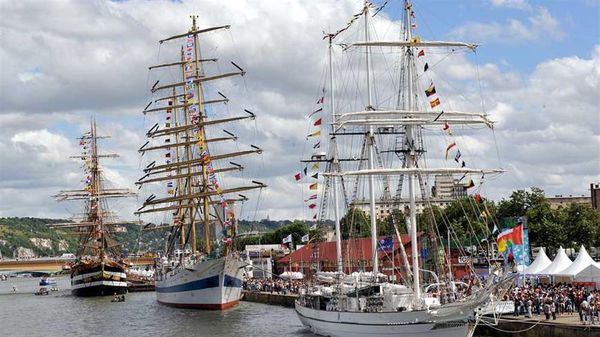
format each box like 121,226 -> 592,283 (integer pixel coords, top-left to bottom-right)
137,17 -> 266,257
53,118 -> 138,258
327,0 -> 503,305
363,3 -> 379,278
191,15 -> 208,255
403,0 -> 420,301
327,34 -> 343,274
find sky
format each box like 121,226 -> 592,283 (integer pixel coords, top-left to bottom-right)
0,0 -> 598,222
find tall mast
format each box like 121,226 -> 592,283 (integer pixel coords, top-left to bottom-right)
363,3 -> 379,277
191,15 -> 211,254
170,86 -> 186,250
328,35 -> 342,274
137,18 -> 266,257
328,0 -> 495,301
404,0 -> 421,301
91,118 -> 102,258
179,45 -> 197,254
53,118 -> 137,258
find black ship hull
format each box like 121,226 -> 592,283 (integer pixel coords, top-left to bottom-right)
71,261 -> 127,297
72,283 -> 128,297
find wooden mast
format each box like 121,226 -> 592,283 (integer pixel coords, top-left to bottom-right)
54,118 -> 137,259
91,118 -> 103,259
170,84 -> 186,251
179,44 -> 198,254
191,15 -> 211,255
137,17 -> 267,260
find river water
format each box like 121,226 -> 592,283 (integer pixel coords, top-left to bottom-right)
0,276 -> 313,337
0,276 -> 497,337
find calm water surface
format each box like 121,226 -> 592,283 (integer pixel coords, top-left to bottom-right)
1,276 -> 496,337
0,276 -> 314,337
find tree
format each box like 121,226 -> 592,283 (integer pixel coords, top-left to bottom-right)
496,187 -> 546,220
340,208 -> 370,239
557,203 -> 600,249
496,187 -> 559,248
379,209 -> 406,236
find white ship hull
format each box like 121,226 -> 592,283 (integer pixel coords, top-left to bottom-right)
295,301 -> 472,337
156,255 -> 245,310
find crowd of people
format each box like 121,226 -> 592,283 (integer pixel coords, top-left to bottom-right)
507,282 -> 600,325
243,277 -> 304,295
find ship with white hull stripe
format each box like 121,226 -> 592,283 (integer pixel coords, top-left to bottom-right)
294,1 -> 514,336
156,256 -> 245,309
71,260 -> 128,297
52,120 -> 137,297
136,16 -> 265,310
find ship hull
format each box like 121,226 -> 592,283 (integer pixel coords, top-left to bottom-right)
156,256 -> 244,310
295,301 -> 471,337
71,261 -> 127,297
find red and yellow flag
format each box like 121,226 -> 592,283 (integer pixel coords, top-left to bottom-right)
496,224 -> 523,253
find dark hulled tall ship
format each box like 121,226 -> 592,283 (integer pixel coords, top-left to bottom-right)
53,120 -> 137,296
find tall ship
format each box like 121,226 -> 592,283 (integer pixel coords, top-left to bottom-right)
135,16 -> 266,309
53,120 -> 137,297
294,1 -> 515,336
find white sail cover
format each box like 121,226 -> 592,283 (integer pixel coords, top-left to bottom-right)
536,247 -> 572,275
555,245 -> 600,276
523,248 -> 552,274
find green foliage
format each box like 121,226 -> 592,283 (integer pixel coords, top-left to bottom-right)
112,224 -> 165,255
496,187 -> 600,250
556,202 -> 600,248
376,208 -> 406,236
0,217 -> 78,257
340,208 -> 370,239
0,217 -> 166,258
234,221 -> 312,250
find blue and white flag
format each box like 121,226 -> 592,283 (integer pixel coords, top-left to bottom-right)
377,237 -> 394,252
282,234 -> 292,244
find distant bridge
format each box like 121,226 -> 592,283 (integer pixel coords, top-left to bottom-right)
0,257 -> 155,274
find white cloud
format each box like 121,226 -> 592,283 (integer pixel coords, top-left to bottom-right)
0,0 -> 597,222
11,129 -> 73,163
451,7 -> 564,43
491,0 -> 531,10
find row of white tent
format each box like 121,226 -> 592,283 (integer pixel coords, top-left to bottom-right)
523,245 -> 600,283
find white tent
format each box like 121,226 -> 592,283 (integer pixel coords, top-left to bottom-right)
574,263 -> 600,283
556,245 -> 600,277
536,247 -> 572,275
279,271 -> 304,280
523,247 -> 552,274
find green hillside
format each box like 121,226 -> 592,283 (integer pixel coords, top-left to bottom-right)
0,217 -> 78,257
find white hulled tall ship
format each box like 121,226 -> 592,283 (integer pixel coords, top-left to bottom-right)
136,17 -> 265,310
53,120 -> 137,297
295,1 -> 515,336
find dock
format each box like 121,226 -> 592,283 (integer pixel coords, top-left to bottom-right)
127,282 -> 155,292
477,314 -> 600,337
240,290 -> 297,307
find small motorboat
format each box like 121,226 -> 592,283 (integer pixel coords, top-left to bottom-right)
39,277 -> 57,286
35,287 -> 49,296
111,294 -> 126,302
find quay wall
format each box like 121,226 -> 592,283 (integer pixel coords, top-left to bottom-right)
476,317 -> 599,337
240,290 -> 296,308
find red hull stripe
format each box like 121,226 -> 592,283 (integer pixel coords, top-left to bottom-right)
157,299 -> 239,310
